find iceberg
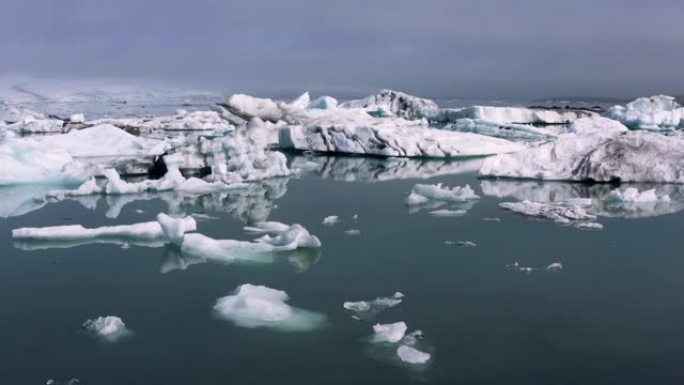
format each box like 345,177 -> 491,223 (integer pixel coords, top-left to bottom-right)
82,316 -> 130,342
0,103 -> 64,133
322,215 -> 339,226
426,105 -> 599,126
479,117 -> 684,183
605,95 -> 684,130
213,284 -> 326,331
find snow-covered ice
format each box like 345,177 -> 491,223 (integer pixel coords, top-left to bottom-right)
213,284 -> 326,331
396,345 -> 431,364
499,199 -> 601,228
322,215 -> 339,226
372,322 -> 408,343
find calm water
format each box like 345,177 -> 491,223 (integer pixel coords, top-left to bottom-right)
1,156 -> 684,385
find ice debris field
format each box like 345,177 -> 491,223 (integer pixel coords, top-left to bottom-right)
3,89 -> 684,382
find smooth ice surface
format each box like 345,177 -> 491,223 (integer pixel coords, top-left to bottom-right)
82,316 -> 129,342
396,345 -> 431,364
372,322 -> 408,343
213,284 -> 326,331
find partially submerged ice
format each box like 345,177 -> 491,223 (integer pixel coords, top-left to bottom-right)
396,345 -> 431,365
213,284 -> 326,331
405,183 -> 479,205
605,95 -> 684,130
82,316 -> 130,342
343,292 -> 404,320
499,198 -> 602,229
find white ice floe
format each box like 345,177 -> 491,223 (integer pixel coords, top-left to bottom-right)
480,117 -> 684,183
406,183 -> 479,205
345,229 -> 361,236
372,322 -> 408,343
547,262 -> 563,271
428,209 -> 467,217
343,292 -> 404,320
213,284 -> 326,331
397,345 -> 431,364
499,198 -> 601,228
322,215 -> 339,226
605,95 -> 684,130
82,316 -> 130,342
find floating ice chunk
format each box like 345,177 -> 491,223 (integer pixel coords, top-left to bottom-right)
213,284 -> 326,331
406,183 -> 479,205
397,345 -> 431,364
500,199 -> 601,228
547,262 -> 563,271
372,322 -> 407,343
345,229 -> 361,236
82,316 -> 130,342
156,213 -> 197,245
605,95 -> 684,130
339,89 -> 438,120
576,222 -> 604,230
322,215 -> 339,226
12,221 -> 167,243
343,292 -> 404,320
428,209 -> 467,217
180,223 -> 320,263
483,217 -> 501,222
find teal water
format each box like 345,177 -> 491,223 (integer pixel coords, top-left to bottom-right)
1,157 -> 684,385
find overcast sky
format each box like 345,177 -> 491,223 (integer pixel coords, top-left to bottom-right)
2,0 -> 682,98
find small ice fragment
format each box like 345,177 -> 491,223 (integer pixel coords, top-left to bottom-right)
520,267 -> 534,273
134,209 -> 144,214
192,213 -> 219,221
444,240 -> 456,245
547,262 -> 563,271
372,322 -> 407,343
483,217 -> 501,222
397,345 -> 431,364
345,229 -> 361,236
577,222 -> 603,230
213,284 -> 326,332
322,215 -> 339,226
343,292 -> 404,320
69,113 -> 85,123
82,316 -> 129,342
402,330 -> 423,346
457,241 -> 477,247
428,209 -> 467,217
120,242 -> 130,249
352,214 -> 359,221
